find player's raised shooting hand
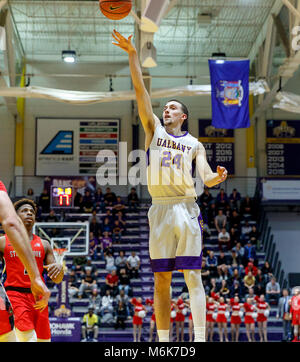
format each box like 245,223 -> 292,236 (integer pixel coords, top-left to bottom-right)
31,276 -> 50,311
44,263 -> 63,280
112,29 -> 135,53
217,166 -> 228,183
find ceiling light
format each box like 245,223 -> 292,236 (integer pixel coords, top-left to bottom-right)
62,50 -> 77,64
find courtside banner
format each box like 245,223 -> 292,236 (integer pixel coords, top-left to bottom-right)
209,59 -> 250,129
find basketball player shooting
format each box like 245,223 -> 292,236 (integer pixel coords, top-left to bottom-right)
112,30 -> 227,342
0,198 -> 64,342
0,181 -> 50,342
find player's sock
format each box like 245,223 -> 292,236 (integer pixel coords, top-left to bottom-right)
183,270 -> 206,342
194,327 -> 206,342
157,329 -> 169,342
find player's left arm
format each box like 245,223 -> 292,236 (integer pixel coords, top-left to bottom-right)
195,142 -> 228,187
42,239 -> 64,284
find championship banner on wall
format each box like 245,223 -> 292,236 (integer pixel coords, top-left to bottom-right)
198,119 -> 235,175
266,120 -> 300,176
209,59 -> 250,129
35,118 -> 119,176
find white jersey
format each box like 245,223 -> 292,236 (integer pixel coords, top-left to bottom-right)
146,125 -> 201,201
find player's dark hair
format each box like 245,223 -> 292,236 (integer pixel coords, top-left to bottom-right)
167,99 -> 189,129
14,198 -> 38,215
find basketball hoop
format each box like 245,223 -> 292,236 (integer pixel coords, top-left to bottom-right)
53,248 -> 68,266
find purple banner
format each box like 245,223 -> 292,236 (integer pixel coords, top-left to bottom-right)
49,317 -> 81,342
266,120 -> 300,176
198,119 -> 235,175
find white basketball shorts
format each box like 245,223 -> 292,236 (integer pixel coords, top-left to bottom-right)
148,198 -> 204,272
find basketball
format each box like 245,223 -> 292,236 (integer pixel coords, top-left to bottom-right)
99,0 -> 132,20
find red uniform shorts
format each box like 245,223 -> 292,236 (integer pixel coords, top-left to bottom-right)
7,290 -> 51,339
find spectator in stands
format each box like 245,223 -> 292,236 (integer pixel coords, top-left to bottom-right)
228,266 -> 242,283
68,269 -> 79,298
214,209 -> 227,234
71,255 -> 87,276
245,262 -> 258,277
78,195 -> 85,212
201,258 -> 210,289
82,256 -> 98,277
104,187 -> 117,207
104,269 -> 119,297
116,289 -> 130,314
73,189 -> 82,208
115,250 -> 128,273
245,287 -> 257,302
45,209 -> 58,223
88,209 -> 101,224
82,189 -> 94,213
26,188 -> 35,201
241,220 -> 252,243
94,187 -> 105,212
105,250 -> 117,273
229,280 -> 243,299
89,232 -> 100,261
39,188 -> 50,213
112,196 -> 126,216
115,211 -> 126,232
229,188 -> 241,210
198,187 -> 213,221
254,268 -> 267,296
114,301 -> 128,330
244,240 -> 257,266
218,227 -> 231,252
126,251 -> 141,279
248,225 -> 260,249
219,280 -> 230,300
78,269 -> 98,299
89,216 -> 102,237
88,289 -> 101,316
217,251 -> 230,272
265,277 -> 280,305
118,268 -> 131,296
229,227 -> 240,249
277,288 -> 292,342
229,210 -> 241,230
232,242 -> 246,265
81,306 -> 99,342
261,260 -> 273,279
127,187 -> 139,212
243,271 -> 256,292
207,202 -> 217,228
99,231 -> 113,257
228,249 -> 243,268
102,217 -> 113,235
99,289 -> 114,317
240,196 -> 254,217
206,251 -> 218,278
216,188 -> 229,210
112,219 -> 124,244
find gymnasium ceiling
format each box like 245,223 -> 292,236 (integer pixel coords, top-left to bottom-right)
0,0 -> 298,97
3,0 -> 288,65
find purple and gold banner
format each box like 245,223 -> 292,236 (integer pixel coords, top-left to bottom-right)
198,119 -> 235,175
266,120 -> 300,176
49,317 -> 81,342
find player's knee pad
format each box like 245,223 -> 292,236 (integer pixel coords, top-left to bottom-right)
15,328 -> 37,342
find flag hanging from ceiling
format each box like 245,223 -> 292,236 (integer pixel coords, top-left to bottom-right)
209,59 -> 250,129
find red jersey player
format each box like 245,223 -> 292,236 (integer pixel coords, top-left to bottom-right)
256,294 -> 270,342
0,182 -> 50,342
0,198 -> 64,342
